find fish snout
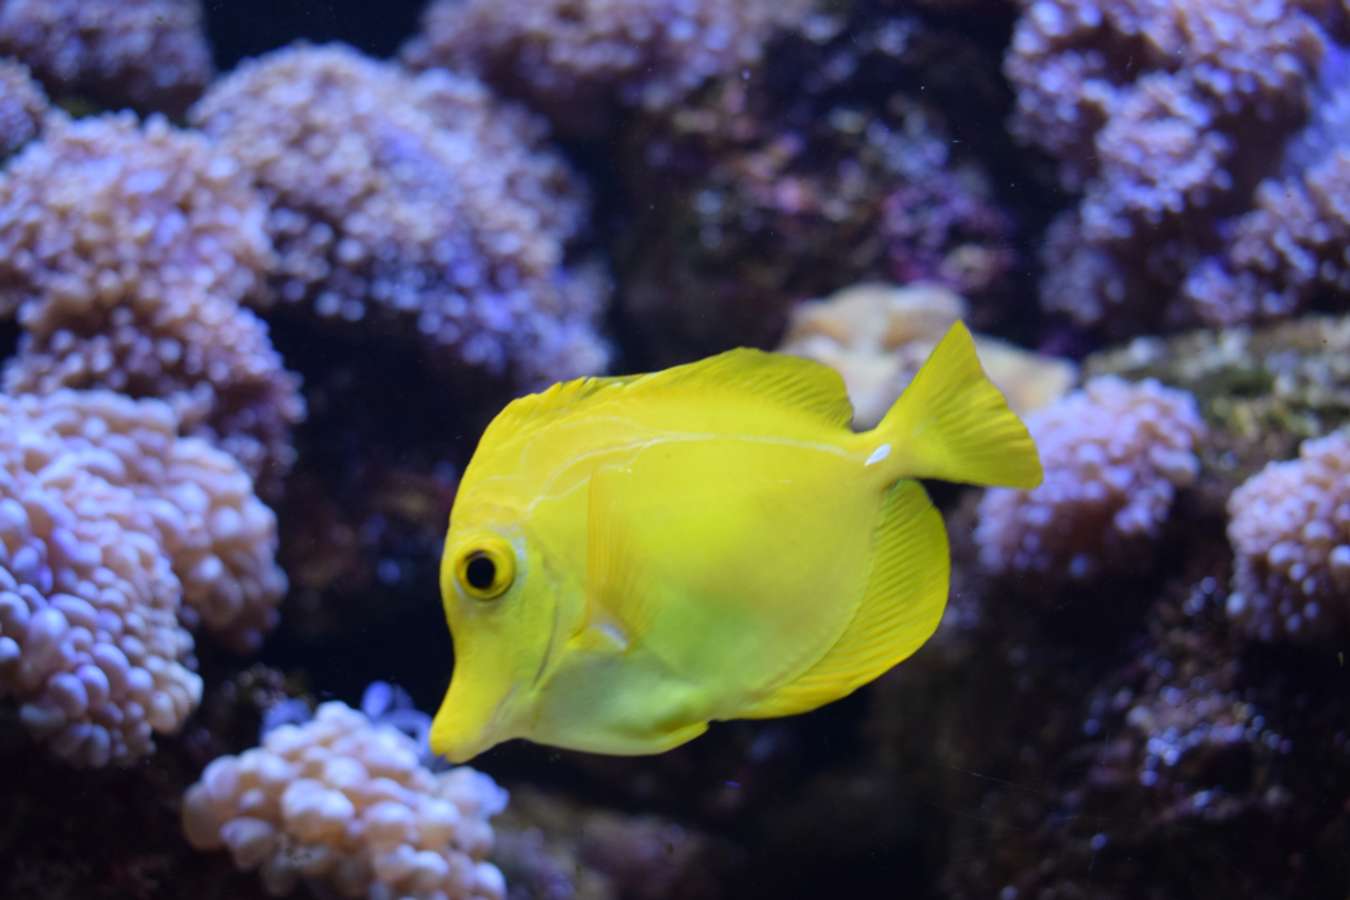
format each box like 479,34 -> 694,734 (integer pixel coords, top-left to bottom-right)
429,679 -> 519,764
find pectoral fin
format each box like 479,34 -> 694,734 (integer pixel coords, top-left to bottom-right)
580,465 -> 659,651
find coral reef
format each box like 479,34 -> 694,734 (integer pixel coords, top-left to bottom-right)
0,0 -> 213,116
0,58 -> 47,161
975,375 -> 1206,583
1009,0 -> 1350,334
0,6 -> 1344,899
924,315 -> 1350,899
183,700 -> 507,899
1226,429 -> 1350,644
0,390 -> 283,766
778,282 -> 1075,427
191,43 -> 609,388
1088,314 -> 1350,478
402,0 -> 810,137
494,787 -> 738,900
0,112 -> 301,491
616,3 -> 1018,362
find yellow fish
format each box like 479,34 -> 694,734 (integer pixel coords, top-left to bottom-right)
431,321 -> 1041,762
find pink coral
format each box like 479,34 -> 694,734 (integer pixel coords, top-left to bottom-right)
1226,429 -> 1350,643
0,390 -> 285,765
183,701 -> 507,899
976,376 -> 1206,582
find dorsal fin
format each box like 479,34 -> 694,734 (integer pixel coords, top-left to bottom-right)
479,372 -> 640,447
483,350 -> 854,449
627,348 -> 854,426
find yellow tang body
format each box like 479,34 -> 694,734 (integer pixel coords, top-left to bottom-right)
432,321 -> 1041,762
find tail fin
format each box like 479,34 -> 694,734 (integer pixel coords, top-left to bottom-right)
877,321 -> 1042,489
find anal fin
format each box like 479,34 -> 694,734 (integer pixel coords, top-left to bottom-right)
738,479 -> 949,719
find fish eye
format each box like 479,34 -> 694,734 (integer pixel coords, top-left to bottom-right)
455,539 -> 515,600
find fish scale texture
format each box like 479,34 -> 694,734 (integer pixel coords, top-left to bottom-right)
975,376 -> 1206,583
0,112 -> 303,493
1007,0 -> 1350,333
0,390 -> 284,766
1226,429 -> 1350,643
190,43 -> 609,388
182,701 -> 507,900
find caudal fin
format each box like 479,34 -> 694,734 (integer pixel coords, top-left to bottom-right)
878,321 -> 1042,489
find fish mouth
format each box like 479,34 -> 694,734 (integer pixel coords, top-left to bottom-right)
430,681 -> 519,764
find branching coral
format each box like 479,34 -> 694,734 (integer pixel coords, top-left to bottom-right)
0,390 -> 285,766
0,112 -> 303,491
975,376 -> 1206,582
402,0 -> 810,137
1226,429 -> 1350,643
0,0 -> 213,115
183,700 -> 508,899
0,59 -> 46,161
1008,0 -> 1350,333
191,43 -> 608,387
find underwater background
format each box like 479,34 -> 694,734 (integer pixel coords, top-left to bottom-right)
0,0 -> 1347,897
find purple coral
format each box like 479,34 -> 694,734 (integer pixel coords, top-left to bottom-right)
617,8 -> 1016,360
0,59 -> 46,160
1008,0 -> 1349,333
975,376 -> 1206,582
0,390 -> 285,766
1182,56 -> 1350,325
1226,429 -> 1350,643
190,43 -> 609,388
0,112 -> 302,491
0,0 -> 213,115
402,0 -> 809,137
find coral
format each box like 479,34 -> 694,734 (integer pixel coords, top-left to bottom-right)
942,607 -> 1348,898
0,59 -> 46,161
617,6 -> 1016,361
1185,149 -> 1350,325
191,43 -> 608,387
494,787 -> 737,900
1225,429 -> 1350,643
931,316 -> 1350,895
1087,314 -> 1350,480
182,700 -> 507,900
778,282 -> 1075,428
0,112 -> 303,490
0,390 -> 284,766
0,111 -> 272,317
975,376 -> 1206,582
1009,0 -> 1350,333
401,0 -> 810,137
0,0 -> 213,115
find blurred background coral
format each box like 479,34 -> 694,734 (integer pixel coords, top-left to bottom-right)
0,1 -> 1347,898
